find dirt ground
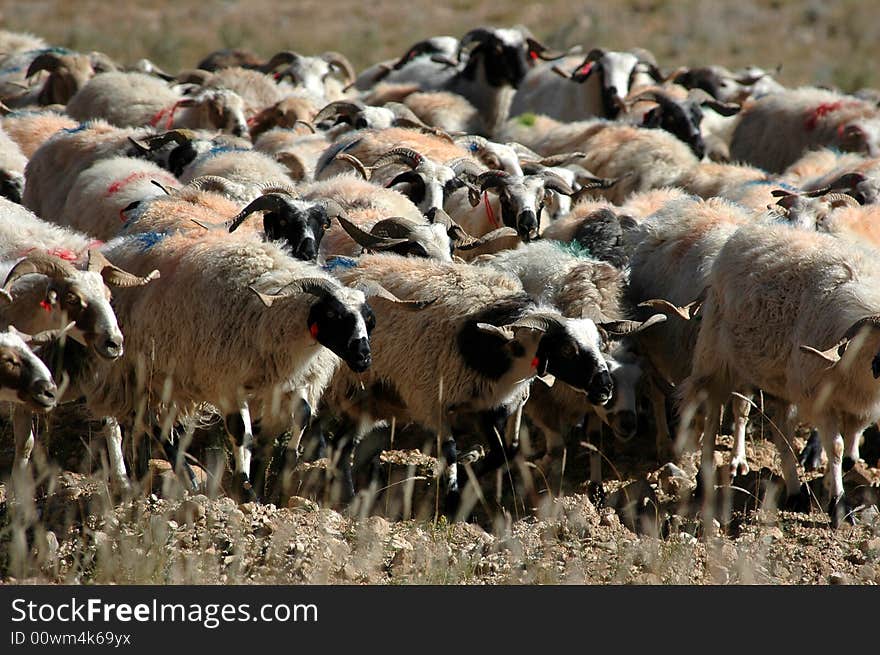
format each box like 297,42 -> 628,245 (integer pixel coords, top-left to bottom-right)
1,406 -> 878,585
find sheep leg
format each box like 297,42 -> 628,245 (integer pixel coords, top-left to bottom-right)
279,398 -> 312,499
648,378 -> 673,461
840,414 -> 864,473
441,435 -> 460,513
798,429 -> 823,472
698,398 -> 722,529
584,413 -> 606,507
153,421 -> 198,492
102,417 -> 130,492
816,421 -> 852,528
729,394 -> 751,477
768,404 -> 810,512
224,403 -> 256,502
11,405 -> 35,474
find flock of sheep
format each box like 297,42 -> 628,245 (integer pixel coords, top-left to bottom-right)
1,25 -> 879,529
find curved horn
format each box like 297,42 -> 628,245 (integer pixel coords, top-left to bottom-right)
823,192 -> 860,209
539,170 -> 575,196
445,157 -> 485,182
506,312 -> 565,333
228,194 -> 294,232
188,175 -> 237,195
477,169 -> 511,192
321,51 -> 356,84
275,151 -> 307,180
26,52 -> 64,78
260,50 -> 301,73
799,314 -> 880,366
372,147 -> 424,170
87,249 -> 160,288
337,215 -> 410,250
314,100 -> 365,124
129,128 -> 198,152
688,88 -> 741,116
598,314 -> 667,337
250,276 -> 338,307
534,152 -> 586,167
3,252 -> 78,295
336,153 -> 371,180
453,226 -> 519,251
356,280 -> 434,309
369,217 -> 419,240
525,37 -> 565,61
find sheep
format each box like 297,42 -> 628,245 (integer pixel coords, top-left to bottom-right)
1,49 -> 98,107
426,27 -> 565,137
626,196 -> 754,469
682,220 -> 880,527
0,31 -> 48,62
53,156 -> 180,241
350,36 -> 459,92
271,51 -> 357,103
670,64 -> 784,104
201,67 -> 285,119
0,126 -> 26,203
0,200 -> 158,486
23,119 -> 151,221
253,127 -> 327,180
730,87 -> 880,173
177,146 -> 299,196
326,252 -> 616,507
476,240 -> 666,497
0,108 -> 77,158
503,118 -> 700,204
401,91 -> 481,134
248,96 -> 319,141
510,47 -> 662,122
65,72 -> 249,137
87,227 -> 401,496
0,326 -> 61,473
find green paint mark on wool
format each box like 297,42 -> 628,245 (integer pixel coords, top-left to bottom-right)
515,113 -> 537,127
549,239 -> 593,259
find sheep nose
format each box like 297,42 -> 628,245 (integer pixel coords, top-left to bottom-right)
588,369 -> 614,405
517,211 -> 538,241
690,136 -> 706,159
346,337 -> 372,373
99,336 -> 124,360
30,379 -> 57,409
296,238 -> 317,261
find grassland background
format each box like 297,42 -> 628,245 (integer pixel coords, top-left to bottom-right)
0,0 -> 877,92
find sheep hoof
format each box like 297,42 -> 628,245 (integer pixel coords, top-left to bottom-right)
782,483 -> 811,513
233,472 -> 257,503
798,430 -> 822,471
827,495 -> 853,529
729,457 -> 749,477
587,481 -> 606,509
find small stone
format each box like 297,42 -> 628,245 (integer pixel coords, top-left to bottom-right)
862,538 -> 880,556
764,527 -> 784,543
340,563 -> 359,581
599,508 -> 619,528
167,520 -> 179,531
287,496 -> 318,512
829,571 -> 847,585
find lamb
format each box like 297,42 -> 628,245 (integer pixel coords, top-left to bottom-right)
682,221 -> 880,527
510,47 -> 662,122
65,72 -> 249,137
326,252 -> 616,508
730,87 -> 880,173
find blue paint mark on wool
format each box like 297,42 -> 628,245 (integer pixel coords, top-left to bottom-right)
62,123 -> 89,134
742,178 -> 798,192
133,231 -> 168,251
323,256 -> 359,272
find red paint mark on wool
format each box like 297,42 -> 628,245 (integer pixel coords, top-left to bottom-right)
148,100 -> 182,129
39,300 -> 52,312
309,323 -> 319,340
531,357 -> 539,369
804,101 -> 844,131
483,192 -> 499,229
46,247 -> 78,261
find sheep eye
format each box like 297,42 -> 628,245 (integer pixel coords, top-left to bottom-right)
65,293 -> 81,307
326,310 -> 336,319
279,219 -> 288,227
562,343 -> 577,358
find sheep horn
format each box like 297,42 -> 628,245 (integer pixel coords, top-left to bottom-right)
275,151 -> 307,180
369,217 -> 419,240
445,157 -> 485,182
539,170 -> 575,196
23,321 -> 77,349
336,153 -> 371,180
689,89 -> 741,116
372,147 -> 424,170
477,169 -> 511,192
534,152 -> 586,167
638,299 -> 696,321
188,175 -> 237,195
26,52 -> 64,77
87,249 -> 160,287
356,280 -> 435,309
337,215 -> 410,250
321,52 -> 356,84
476,322 -> 515,341
129,128 -> 198,152
598,313 -> 667,337
260,51 -> 300,73
250,277 -> 338,307
3,252 -> 78,295
314,100 -> 364,124
506,312 -> 564,334
823,192 -> 860,209
453,226 -> 519,251
425,207 -> 473,246
228,194 -> 294,232
525,38 -> 565,61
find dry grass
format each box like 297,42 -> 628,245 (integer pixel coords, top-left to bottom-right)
1,0 -> 879,91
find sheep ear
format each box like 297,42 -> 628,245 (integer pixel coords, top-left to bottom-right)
537,373 -> 555,387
